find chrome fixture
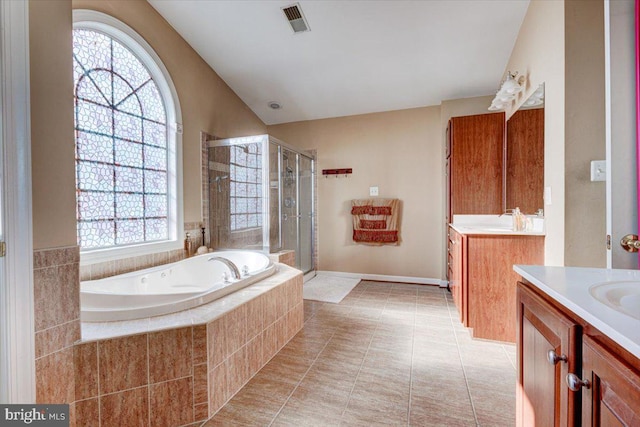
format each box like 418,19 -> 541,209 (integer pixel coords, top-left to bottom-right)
208,256 -> 241,280
547,349 -> 567,365
566,373 -> 590,392
268,101 -> 282,110
489,71 -> 525,111
212,175 -> 228,193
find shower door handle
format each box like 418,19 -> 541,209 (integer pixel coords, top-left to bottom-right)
282,214 -> 301,220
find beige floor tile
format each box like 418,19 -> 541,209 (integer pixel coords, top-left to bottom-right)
200,282 -> 516,426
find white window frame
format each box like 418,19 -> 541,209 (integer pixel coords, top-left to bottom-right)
73,10 -> 183,265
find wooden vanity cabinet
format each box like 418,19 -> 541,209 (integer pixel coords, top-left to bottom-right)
448,227 -> 467,325
517,282 -> 581,427
449,226 -> 544,342
517,280 -> 640,427
581,335 -> 640,426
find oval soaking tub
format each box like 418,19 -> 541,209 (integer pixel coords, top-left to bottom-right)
81,250 -> 275,322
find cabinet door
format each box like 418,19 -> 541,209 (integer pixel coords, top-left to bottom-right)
517,283 -> 581,427
448,228 -> 467,325
468,236 -> 544,342
581,335 -> 640,426
450,112 -> 505,215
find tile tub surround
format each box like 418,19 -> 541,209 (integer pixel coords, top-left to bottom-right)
204,281 -> 517,426
75,264 -> 303,426
34,246 -> 81,411
269,250 -> 296,268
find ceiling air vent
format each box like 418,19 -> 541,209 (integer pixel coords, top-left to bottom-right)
282,3 -> 310,33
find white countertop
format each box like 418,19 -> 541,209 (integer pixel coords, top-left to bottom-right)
450,224 -> 546,236
514,265 -> 640,359
451,214 -> 545,236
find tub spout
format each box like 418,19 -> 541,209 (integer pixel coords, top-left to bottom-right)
208,256 -> 241,280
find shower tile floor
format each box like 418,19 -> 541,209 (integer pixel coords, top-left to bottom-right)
202,281 -> 516,427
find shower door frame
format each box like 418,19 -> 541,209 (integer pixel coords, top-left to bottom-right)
207,135 -> 315,272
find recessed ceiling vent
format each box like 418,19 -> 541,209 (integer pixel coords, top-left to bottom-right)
282,3 -> 310,34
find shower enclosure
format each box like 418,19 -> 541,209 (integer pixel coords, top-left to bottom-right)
207,135 -> 314,274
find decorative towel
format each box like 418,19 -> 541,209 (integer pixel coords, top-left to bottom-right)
351,199 -> 400,245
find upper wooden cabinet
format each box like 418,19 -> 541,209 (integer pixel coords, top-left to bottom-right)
506,108 -> 544,214
448,112 -> 505,219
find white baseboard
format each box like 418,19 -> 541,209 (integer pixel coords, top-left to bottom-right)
316,270 -> 447,287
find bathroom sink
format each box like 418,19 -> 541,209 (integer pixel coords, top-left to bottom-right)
589,281 -> 640,320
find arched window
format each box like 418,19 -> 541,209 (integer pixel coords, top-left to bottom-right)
73,11 -> 182,261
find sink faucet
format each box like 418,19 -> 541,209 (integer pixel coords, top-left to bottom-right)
208,256 -> 241,280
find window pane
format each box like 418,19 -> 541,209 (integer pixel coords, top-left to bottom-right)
76,132 -> 113,164
146,218 -> 168,241
77,161 -> 113,192
117,95 -> 142,116
116,193 -> 144,218
114,110 -> 143,142
75,73 -> 110,106
73,30 -> 112,78
143,120 -> 167,148
78,191 -> 114,221
112,74 -> 135,107
145,194 -> 167,217
76,100 -> 112,135
114,139 -> 143,168
144,170 -> 166,194
88,69 -> 113,105
144,145 -> 167,171
138,81 -> 166,123
115,166 -> 143,193
112,41 -> 150,90
78,220 -> 115,249
116,219 -> 144,245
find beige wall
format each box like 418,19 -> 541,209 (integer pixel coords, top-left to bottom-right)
30,0 -> 267,250
269,107 -> 443,280
564,0 -> 606,267
503,0 -> 566,266
30,0 -> 77,249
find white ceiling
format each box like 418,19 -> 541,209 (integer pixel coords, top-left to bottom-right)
148,0 -> 530,125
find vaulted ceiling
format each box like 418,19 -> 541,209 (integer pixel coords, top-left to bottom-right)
148,0 -> 530,125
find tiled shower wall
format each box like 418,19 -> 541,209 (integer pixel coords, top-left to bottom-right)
202,133 -> 318,270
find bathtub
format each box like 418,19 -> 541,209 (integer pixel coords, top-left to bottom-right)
81,250 -> 276,322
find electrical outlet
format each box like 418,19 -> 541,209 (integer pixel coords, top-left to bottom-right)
369,186 -> 379,196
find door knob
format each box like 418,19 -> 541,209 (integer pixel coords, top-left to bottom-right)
620,234 -> 640,252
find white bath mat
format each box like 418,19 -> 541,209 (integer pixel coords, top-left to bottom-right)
303,274 -> 361,303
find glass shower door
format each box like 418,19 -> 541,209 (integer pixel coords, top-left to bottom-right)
280,148 -> 298,265
299,156 -> 313,273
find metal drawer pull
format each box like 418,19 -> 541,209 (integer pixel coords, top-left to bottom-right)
547,350 -> 567,365
566,373 -> 590,391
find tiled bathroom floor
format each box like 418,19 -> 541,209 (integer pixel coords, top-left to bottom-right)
202,281 -> 516,426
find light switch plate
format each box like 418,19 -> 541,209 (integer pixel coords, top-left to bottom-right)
544,186 -> 552,205
590,160 -> 606,182
369,186 -> 379,196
